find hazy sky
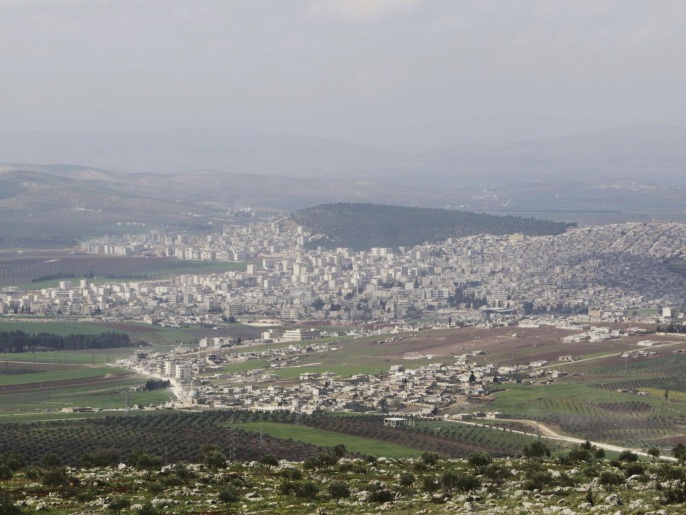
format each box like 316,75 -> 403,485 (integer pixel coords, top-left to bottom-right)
1,0 -> 685,151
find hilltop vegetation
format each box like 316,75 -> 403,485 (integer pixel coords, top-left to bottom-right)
291,203 -> 575,250
1,437 -> 686,513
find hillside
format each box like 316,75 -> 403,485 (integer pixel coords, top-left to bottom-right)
290,203 -> 575,250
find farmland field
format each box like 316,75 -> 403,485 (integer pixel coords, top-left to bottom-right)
239,421 -> 422,458
0,252 -> 245,288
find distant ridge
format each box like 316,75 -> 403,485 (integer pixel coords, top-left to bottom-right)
290,203 -> 576,251
1,125 -> 686,183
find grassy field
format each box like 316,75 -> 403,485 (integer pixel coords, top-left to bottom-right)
0,319 -> 122,336
0,317 -> 263,346
0,365 -> 128,386
239,421 -> 422,458
0,253 -> 246,289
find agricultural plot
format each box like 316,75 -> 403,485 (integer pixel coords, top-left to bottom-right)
0,253 -> 245,288
0,364 -> 152,414
0,410 -> 549,467
488,344 -> 686,450
301,414 -> 553,458
239,421 -> 422,458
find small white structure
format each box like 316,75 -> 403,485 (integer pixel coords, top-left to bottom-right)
384,417 -> 412,428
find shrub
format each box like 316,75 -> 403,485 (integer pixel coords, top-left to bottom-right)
468,451 -> 493,470
41,467 -> 68,488
107,497 -> 130,514
421,452 -> 439,466
295,481 -> 319,499
399,472 -> 416,487
369,489 -> 394,503
218,486 -> 241,505
421,475 -> 439,493
280,467 -> 303,480
483,462 -> 510,486
618,450 -> 638,463
524,470 -> 554,491
0,490 -> 20,515
0,466 -> 12,481
623,462 -> 645,478
599,470 -> 625,490
1,454 -> 25,472
523,441 -> 551,460
328,481 -> 351,500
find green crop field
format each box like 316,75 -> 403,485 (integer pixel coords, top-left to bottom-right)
0,365 -> 128,386
0,319 -> 121,336
239,421 -> 422,458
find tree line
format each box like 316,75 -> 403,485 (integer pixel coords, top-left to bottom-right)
0,330 -> 144,353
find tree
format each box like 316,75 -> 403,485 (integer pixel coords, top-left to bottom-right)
378,398 -> 389,414
332,444 -> 346,458
130,451 -> 163,481
673,443 -> 686,465
260,454 -> 279,473
599,470 -> 624,491
618,450 -> 638,463
647,446 -> 661,461
522,440 -> 551,460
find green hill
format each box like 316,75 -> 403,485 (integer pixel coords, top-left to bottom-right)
290,203 -> 575,250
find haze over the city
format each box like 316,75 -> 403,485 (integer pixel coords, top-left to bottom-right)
1,0 -> 685,155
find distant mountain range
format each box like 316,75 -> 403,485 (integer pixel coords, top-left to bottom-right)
1,126 -> 686,184
2,125 -> 686,247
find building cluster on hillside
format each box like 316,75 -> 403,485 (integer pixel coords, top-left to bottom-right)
2,221 -> 686,329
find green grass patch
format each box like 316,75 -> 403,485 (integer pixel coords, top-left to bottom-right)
0,366 -> 129,386
239,421 -> 422,458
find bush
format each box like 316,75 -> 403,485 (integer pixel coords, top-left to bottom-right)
623,462 -> 645,478
41,467 -> 68,488
468,451 -> 493,470
421,452 -> 439,466
218,486 -> 241,504
399,472 -> 416,487
280,467 -> 303,480
369,489 -> 394,503
422,475 -> 439,493
80,449 -> 119,468
483,462 -> 510,486
41,454 -> 61,467
328,481 -> 351,500
107,497 -> 130,514
0,490 -> 21,515
524,470 -> 554,491
523,441 -> 551,460
599,470 -> 625,490
295,481 -> 319,499
0,465 -> 12,481
1,454 -> 25,472
618,450 -> 638,463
